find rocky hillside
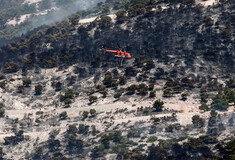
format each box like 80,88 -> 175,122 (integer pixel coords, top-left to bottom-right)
0,0 -> 234,159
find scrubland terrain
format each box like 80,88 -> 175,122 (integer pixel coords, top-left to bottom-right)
0,0 -> 234,159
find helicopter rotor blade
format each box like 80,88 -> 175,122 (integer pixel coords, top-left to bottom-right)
117,43 -> 121,50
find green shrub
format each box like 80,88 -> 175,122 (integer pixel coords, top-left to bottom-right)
100,134 -> 110,148
116,10 -> 127,22
192,115 -> 205,128
34,146 -> 43,158
149,90 -> 156,98
0,81 -> 6,89
66,135 -> 83,152
151,117 -> 160,124
103,72 -> 113,87
67,124 -> 77,135
200,92 -> 209,103
4,62 -> 18,73
23,78 -> 31,87
199,135 -> 218,144
110,131 -> 122,143
0,103 -> 5,117
128,4 -> 146,17
64,98 -> 72,105
143,108 -> 149,115
126,84 -> 137,95
60,89 -> 74,104
35,118 -> 41,123
223,87 -> 235,103
97,85 -> 108,97
78,124 -> 89,134
137,83 -> 148,95
0,73 -> 5,80
89,96 -> 97,103
91,144 -> 105,158
41,55 -> 58,68
98,15 -> 112,27
90,109 -> 96,117
181,93 -> 188,101
183,137 -> 205,150
147,136 -> 158,143
153,100 -> 164,111
173,85 -> 182,93
165,125 -> 174,132
181,77 -> 195,88
36,111 -> 44,115
35,84 -> 43,95
199,103 -> 209,111
69,14 -> 80,25
165,79 -> 180,88
149,125 -> 157,134
163,88 -> 173,97
206,80 -> 222,91
223,138 -> 235,159
101,90 -> 108,98
127,129 -> 141,138
97,84 -> 106,91
64,89 -> 74,99
119,75 -> 127,85
114,92 -> 122,99
211,92 -> 229,110
88,89 -> 95,95
82,111 -> 89,118
22,57 -> 33,66
59,111 -> 67,120
4,130 -> 24,145
91,125 -> 97,136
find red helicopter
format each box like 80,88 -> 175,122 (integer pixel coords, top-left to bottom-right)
102,43 -> 131,59
101,43 -> 131,66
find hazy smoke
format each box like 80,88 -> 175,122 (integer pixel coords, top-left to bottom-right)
21,0 -> 105,35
